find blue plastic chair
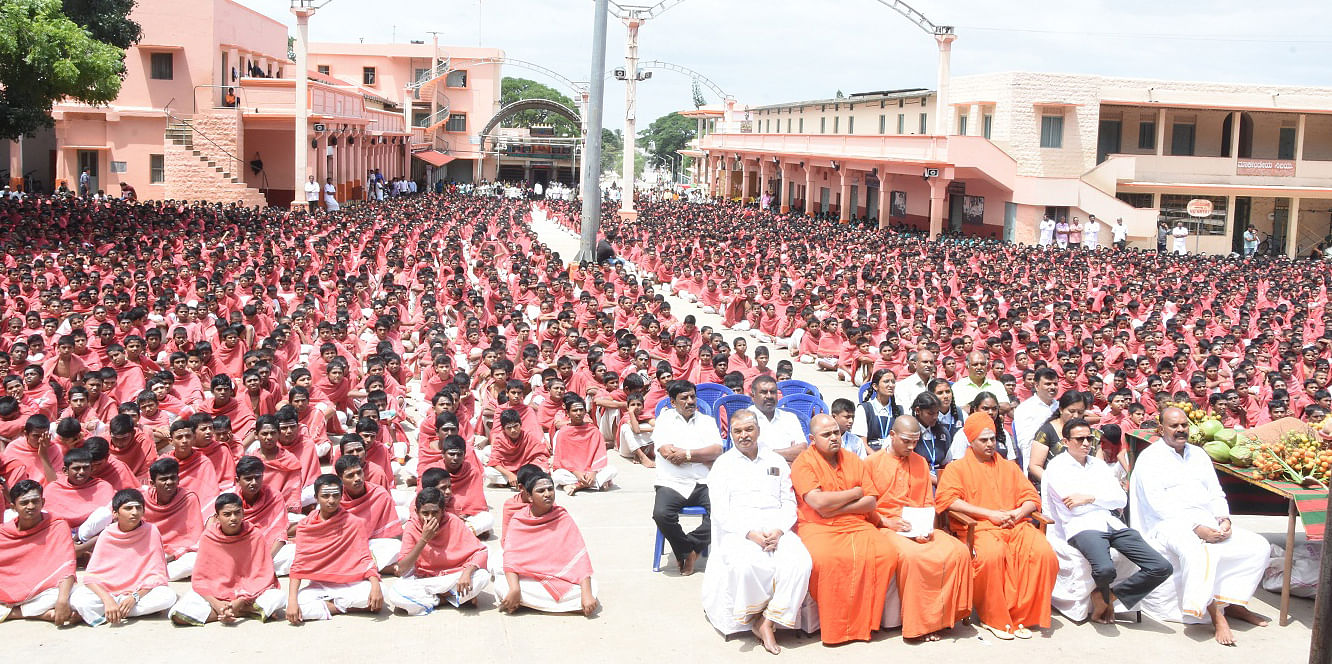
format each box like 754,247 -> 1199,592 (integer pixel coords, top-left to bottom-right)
655,398 -> 713,418
653,506 -> 709,572
858,381 -> 874,403
777,379 -> 824,402
694,382 -> 734,413
792,410 -> 812,439
778,393 -> 828,419
712,394 -> 755,448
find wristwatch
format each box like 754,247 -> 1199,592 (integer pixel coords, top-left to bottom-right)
131,591 -> 141,602
686,449 -> 693,462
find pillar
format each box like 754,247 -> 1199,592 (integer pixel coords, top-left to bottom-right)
1225,193 -> 1237,245
740,160 -> 751,204
804,167 -> 816,216
877,174 -> 890,228
933,33 -> 956,138
779,165 -> 792,214
1296,114 -> 1307,163
1229,110 -> 1241,161
928,177 -> 948,238
1286,196 -> 1302,257
758,158 -> 770,207
1155,108 -> 1166,157
838,173 -> 851,222
968,103 -> 982,136
8,138 -> 22,190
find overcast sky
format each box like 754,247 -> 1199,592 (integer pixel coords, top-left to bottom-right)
237,0 -> 1332,126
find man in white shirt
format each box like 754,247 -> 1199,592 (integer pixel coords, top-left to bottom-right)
652,380 -> 725,576
1111,217 -> 1128,250
951,351 -> 1008,422
303,175 -> 320,212
1084,215 -> 1101,249
1130,407 -> 1270,645
1043,418 -> 1171,624
702,409 -> 811,655
894,349 -> 935,413
746,375 -> 806,462
1012,367 -> 1058,472
1039,215 -> 1055,247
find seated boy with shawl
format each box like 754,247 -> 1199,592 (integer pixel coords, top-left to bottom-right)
69,488 -> 177,625
496,470 -> 598,616
40,447 -> 115,548
143,457 -> 204,580
335,455 -> 403,571
286,474 -> 384,623
169,493 -> 286,625
385,487 -> 491,615
551,394 -> 617,495
485,408 -> 551,487
0,480 -> 79,625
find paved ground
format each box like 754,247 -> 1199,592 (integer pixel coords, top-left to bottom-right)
5,208 -> 1317,662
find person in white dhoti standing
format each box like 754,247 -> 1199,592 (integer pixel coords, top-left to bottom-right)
1171,220 -> 1189,254
323,177 -> 340,212
1130,407 -> 1270,646
1038,215 -> 1055,247
1084,214 -> 1101,249
701,409 -> 812,655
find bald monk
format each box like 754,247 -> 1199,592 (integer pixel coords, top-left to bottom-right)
866,415 -> 972,642
791,414 -> 899,645
936,413 -> 1058,640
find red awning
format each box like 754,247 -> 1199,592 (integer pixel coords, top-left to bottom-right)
412,150 -> 454,167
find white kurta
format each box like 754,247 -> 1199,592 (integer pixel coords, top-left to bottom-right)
701,447 -> 811,635
1171,227 -> 1189,254
1130,441 -> 1267,623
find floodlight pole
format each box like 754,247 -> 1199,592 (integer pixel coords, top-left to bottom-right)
575,0 -> 610,262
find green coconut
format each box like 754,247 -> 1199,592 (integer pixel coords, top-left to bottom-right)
1199,419 -> 1225,440
1212,428 -> 1238,447
1204,441 -> 1232,463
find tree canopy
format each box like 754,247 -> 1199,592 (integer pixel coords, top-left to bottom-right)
0,0 -> 138,140
638,112 -> 695,171
498,76 -> 579,137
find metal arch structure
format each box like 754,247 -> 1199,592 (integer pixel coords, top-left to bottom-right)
606,60 -> 731,101
465,57 -> 588,96
606,0 -> 687,20
477,98 -> 584,144
869,0 -> 953,35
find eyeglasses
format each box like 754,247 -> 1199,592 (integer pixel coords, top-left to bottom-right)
1067,435 -> 1094,443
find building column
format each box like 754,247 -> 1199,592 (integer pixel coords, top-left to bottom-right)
779,165 -> 792,214
1155,108 -> 1166,156
928,177 -> 948,238
1225,193 -> 1237,244
758,158 -> 770,207
1286,196 -> 1302,257
739,159 -> 751,204
877,173 -> 890,229
968,103 -> 982,136
804,167 -> 816,216
1296,114 -> 1307,164
838,172 -> 851,222
8,138 -> 22,190
1229,110 -> 1241,163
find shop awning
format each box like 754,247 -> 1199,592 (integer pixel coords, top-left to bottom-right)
412,150 -> 454,167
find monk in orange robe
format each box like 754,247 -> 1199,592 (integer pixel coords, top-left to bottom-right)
866,415 -> 972,641
791,414 -> 898,645
935,413 -> 1057,641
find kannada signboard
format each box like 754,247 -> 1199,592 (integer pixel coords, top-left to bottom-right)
1186,198 -> 1214,218
1236,158 -> 1296,177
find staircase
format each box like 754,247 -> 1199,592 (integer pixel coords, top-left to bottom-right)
163,119 -> 268,208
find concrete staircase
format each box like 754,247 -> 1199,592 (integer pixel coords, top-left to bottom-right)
163,120 -> 268,207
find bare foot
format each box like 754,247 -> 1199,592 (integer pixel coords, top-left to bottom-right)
1209,603 -> 1237,646
565,485 -> 578,496
752,617 -> 780,655
681,550 -> 700,576
1224,605 -> 1270,627
1089,592 -> 1111,624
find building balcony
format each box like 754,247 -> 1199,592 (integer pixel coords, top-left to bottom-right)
1091,152 -> 1332,193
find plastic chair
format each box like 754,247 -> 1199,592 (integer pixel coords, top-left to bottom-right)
694,382 -> 734,412
858,381 -> 873,403
653,506 -> 709,572
655,398 -> 712,418
712,394 -> 755,447
777,379 -> 824,402
792,410 -> 812,439
778,393 -> 828,419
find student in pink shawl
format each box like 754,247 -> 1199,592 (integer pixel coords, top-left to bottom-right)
497,471 -> 598,616
551,395 -> 617,495
286,474 -> 384,624
384,487 -> 491,615
69,488 -> 177,625
163,420 -> 221,508
335,455 -> 402,572
1,414 -> 60,485
485,408 -> 551,488
143,457 -> 204,581
0,480 -> 78,624
168,493 -> 285,625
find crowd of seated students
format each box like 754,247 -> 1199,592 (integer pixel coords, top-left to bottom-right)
0,188 -> 1319,646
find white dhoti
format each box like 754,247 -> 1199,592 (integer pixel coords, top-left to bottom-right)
1140,524 -> 1268,623
492,573 -> 598,613
551,467 -> 618,491
483,466 -> 508,486
294,579 -> 374,620
167,551 -> 198,581
369,538 -> 402,570
69,584 -> 177,626
463,511 -> 495,538
617,422 -> 652,457
273,542 -> 295,576
168,588 -> 286,625
387,568 -> 492,615
77,506 -> 113,542
0,587 -> 63,622
701,531 -> 812,634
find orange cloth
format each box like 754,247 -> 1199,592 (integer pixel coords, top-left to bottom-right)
935,448 -> 1058,630
866,450 -> 972,638
790,446 -> 898,645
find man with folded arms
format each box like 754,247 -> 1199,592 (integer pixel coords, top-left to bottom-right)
0,480 -> 78,625
936,413 -> 1057,640
286,474 -> 384,623
702,409 -> 811,655
143,457 -> 204,580
385,487 -> 491,615
69,488 -> 177,625
170,492 -> 286,625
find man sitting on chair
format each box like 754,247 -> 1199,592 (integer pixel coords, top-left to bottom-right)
651,380 -> 724,576
745,375 -> 807,463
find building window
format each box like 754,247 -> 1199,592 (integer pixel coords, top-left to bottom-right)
1160,194 -> 1227,235
897,114 -> 905,134
899,99 -> 904,108
1138,121 -> 1155,150
847,116 -> 854,134
362,67 -> 376,85
833,116 -> 839,133
786,118 -> 791,133
1040,115 -> 1064,148
820,104 -> 826,112
798,118 -> 804,133
983,114 -> 993,139
150,52 -> 174,80
1170,123 -> 1195,156
445,113 -> 466,132
820,117 -> 826,134
1116,192 -> 1153,208
149,154 -> 164,184
446,70 -> 467,87
413,67 -> 430,82
957,115 -> 968,136
880,100 -> 885,109
412,111 -> 430,127
919,113 -> 927,134
318,65 -> 331,76
879,114 -> 885,134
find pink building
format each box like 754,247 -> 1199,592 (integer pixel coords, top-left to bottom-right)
8,0 -> 502,207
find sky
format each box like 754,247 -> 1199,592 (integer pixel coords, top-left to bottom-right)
236,0 -> 1332,128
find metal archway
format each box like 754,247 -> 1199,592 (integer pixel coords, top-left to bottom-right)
478,98 -> 584,141
467,57 -> 588,96
604,59 -> 731,100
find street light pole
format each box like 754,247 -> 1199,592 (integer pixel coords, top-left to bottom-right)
619,18 -> 642,219
576,0 -> 610,262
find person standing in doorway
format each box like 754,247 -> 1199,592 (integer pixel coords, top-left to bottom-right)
323,177 -> 340,212
304,176 -> 319,212
1112,217 -> 1128,250
1243,225 -> 1259,257
78,170 -> 91,198
1157,220 -> 1169,252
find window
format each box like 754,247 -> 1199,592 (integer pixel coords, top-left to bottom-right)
919,113 -> 927,134
318,65 -> 331,76
833,117 -> 839,133
897,114 -> 905,134
362,67 -> 376,85
149,155 -> 165,184
983,114 -> 993,139
880,100 -> 885,109
1138,121 -> 1156,150
820,117 -> 826,134
1116,192 -> 1153,208
820,104 -> 826,112
1040,115 -> 1064,148
1279,126 -> 1297,160
847,116 -> 854,134
445,113 -> 466,132
786,118 -> 791,133
413,67 -> 429,82
150,53 -> 174,80
412,111 -> 430,128
798,118 -> 804,133
879,114 -> 885,134
957,115 -> 968,135
1170,123 -> 1195,156
446,70 -> 467,87
899,99 -> 904,108
1160,194 -> 1227,235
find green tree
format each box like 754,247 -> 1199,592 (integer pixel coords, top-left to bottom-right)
637,112 -> 695,172
691,79 -> 705,109
0,0 -> 138,139
600,128 -> 622,174
499,76 -> 579,137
